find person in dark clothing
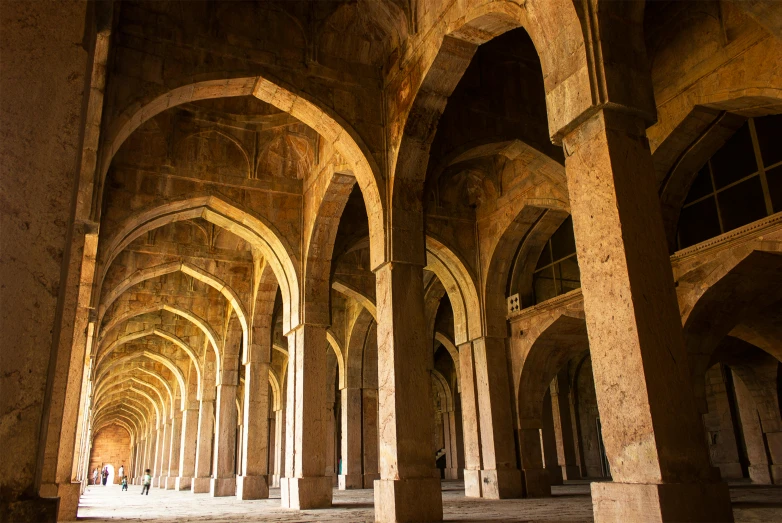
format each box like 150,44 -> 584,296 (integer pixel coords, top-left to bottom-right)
102,467 -> 109,486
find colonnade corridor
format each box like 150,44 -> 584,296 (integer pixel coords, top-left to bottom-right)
71,481 -> 782,522
4,1 -> 782,523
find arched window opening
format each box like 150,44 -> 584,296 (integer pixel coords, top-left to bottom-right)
677,115 -> 782,250
532,216 -> 580,304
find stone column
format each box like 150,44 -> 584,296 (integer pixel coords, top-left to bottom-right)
551,373 -> 581,481
362,388 -> 380,488
176,407 -> 198,490
272,408 -> 284,487
151,428 -> 161,483
459,341 -> 484,497
517,425 -> 551,497
166,411 -> 182,489
733,371 -> 771,484
268,411 -> 276,482
472,336 -> 523,498
280,324 -> 333,509
155,420 -> 170,487
210,373 -> 238,497
192,399 -> 214,493
442,408 -> 463,480
236,360 -> 270,499
339,387 -> 363,489
563,108 -> 732,521
541,391 -> 563,485
374,262 -> 443,522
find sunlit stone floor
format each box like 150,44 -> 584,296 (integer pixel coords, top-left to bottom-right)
71,480 -> 782,522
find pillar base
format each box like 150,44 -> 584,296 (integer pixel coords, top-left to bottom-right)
482,468 -> 523,499
271,474 -> 280,488
522,468 -> 551,498
164,476 -> 177,489
716,462 -> 743,480
444,468 -> 463,480
210,477 -> 236,497
548,467 -> 564,486
771,464 -> 782,485
191,477 -> 211,493
56,481 -> 81,521
338,474 -> 363,490
749,464 -> 772,485
151,477 -> 160,488
463,469 -> 482,497
280,477 -> 332,509
236,475 -> 269,500
561,465 -> 581,481
591,481 -> 733,522
363,473 -> 380,488
175,477 -> 191,490
374,477 -> 443,523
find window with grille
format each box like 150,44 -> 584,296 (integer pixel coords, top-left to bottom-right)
532,216 -> 580,304
677,115 -> 782,250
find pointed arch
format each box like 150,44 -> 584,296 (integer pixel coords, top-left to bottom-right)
332,279 -> 377,320
434,332 -> 461,389
96,350 -> 187,402
345,308 -> 374,390
96,328 -> 202,397
99,303 -> 221,373
326,329 -> 346,390
99,75 -> 385,267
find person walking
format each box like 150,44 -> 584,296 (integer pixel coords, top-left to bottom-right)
118,464 -> 124,482
102,466 -> 109,486
92,468 -> 99,486
121,476 -> 128,491
141,469 -> 152,495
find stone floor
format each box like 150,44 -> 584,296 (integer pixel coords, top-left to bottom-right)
72,480 -> 782,522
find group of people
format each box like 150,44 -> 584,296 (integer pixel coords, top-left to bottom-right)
91,464 -> 129,490
91,464 -> 151,494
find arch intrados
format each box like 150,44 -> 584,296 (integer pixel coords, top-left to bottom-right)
425,235 -> 481,344
326,329 -> 346,390
99,303 -> 221,372
331,280 -> 377,321
434,332 -> 461,390
517,313 -> 588,424
98,258 -> 251,352
269,368 -> 282,412
95,395 -> 154,430
96,350 -> 187,402
430,368 -> 454,413
93,416 -> 137,441
96,328 -> 202,396
94,409 -> 144,439
345,308 -> 374,390
101,76 -> 385,269
94,419 -> 134,441
94,375 -> 169,420
96,385 -> 162,426
135,366 -> 179,411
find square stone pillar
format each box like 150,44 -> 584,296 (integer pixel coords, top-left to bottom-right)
210,379 -> 238,497
166,411 -> 182,489
280,324 -> 333,509
147,427 -> 163,487
272,408 -> 284,488
443,409 -> 463,480
458,341 -> 484,497
518,427 -> 551,497
237,360 -> 270,499
472,336 -> 523,498
563,109 -> 732,522
192,399 -> 214,494
176,407 -> 198,490
156,420 -> 170,487
551,373 -> 581,481
362,388 -> 380,488
374,262 -> 443,522
542,392 -> 563,486
339,387 -> 363,489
